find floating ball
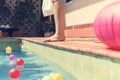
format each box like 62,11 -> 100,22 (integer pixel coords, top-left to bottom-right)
21,46 -> 26,51
42,75 -> 53,80
19,43 -> 23,48
9,68 -> 20,79
16,58 -> 24,70
9,54 -> 16,60
42,73 -> 62,80
9,54 -> 16,67
6,46 -> 12,54
94,1 -> 120,49
16,58 -> 24,65
53,73 -> 62,80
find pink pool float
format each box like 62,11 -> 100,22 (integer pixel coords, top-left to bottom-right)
94,1 -> 120,49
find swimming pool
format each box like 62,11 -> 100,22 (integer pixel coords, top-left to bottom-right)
0,51 -> 71,80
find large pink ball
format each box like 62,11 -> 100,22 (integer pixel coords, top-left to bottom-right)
94,1 -> 120,49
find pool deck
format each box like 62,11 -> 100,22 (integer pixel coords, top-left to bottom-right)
17,37 -> 120,60
12,23 -> 120,60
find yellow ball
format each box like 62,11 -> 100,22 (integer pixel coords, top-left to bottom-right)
6,46 -> 12,54
53,73 -> 62,80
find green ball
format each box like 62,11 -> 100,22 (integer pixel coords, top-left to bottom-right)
42,75 -> 54,80
21,46 -> 26,51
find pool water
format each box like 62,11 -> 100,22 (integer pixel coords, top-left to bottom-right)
0,51 -> 70,80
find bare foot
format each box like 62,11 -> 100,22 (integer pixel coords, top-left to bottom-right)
44,34 -> 65,42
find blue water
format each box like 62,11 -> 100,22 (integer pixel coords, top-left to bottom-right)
0,51 -> 70,80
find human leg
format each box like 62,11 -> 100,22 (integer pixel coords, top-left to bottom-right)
44,0 -> 65,42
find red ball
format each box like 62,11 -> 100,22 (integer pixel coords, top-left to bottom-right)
9,68 -> 20,78
16,58 -> 24,65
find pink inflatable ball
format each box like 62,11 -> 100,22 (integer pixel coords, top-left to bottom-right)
16,58 -> 24,70
9,54 -> 16,60
94,1 -> 120,49
9,68 -> 20,80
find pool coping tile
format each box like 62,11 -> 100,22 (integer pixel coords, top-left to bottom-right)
14,37 -> 120,60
